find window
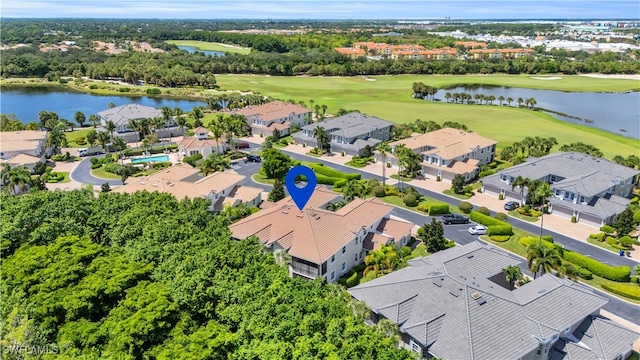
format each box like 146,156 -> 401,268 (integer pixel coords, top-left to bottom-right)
331,255 -> 335,263
341,262 -> 346,272
342,246 -> 346,254
563,327 -> 571,335
330,271 -> 336,281
359,251 -> 363,260
355,254 -> 358,262
410,340 -> 420,353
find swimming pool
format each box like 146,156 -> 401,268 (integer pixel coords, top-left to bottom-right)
131,155 -> 170,164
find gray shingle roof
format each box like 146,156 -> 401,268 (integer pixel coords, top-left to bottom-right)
349,241 -> 612,360
551,316 -> 640,360
98,104 -> 163,127
301,112 -> 393,139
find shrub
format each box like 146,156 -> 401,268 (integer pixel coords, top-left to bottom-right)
373,186 -> 385,197
529,209 -> 542,217
605,236 -> 618,246
634,210 -> 640,224
571,215 -> 577,223
403,194 -> 418,207
541,235 -> 554,243
429,204 -> 450,215
490,235 -> 510,242
315,174 -> 343,186
488,225 -> 513,236
151,161 -> 171,170
601,283 -> 640,300
459,201 -> 473,214
563,251 -> 631,282
494,212 -> 508,221
574,266 -> 593,280
479,170 -> 496,178
436,175 -> 441,182
104,163 -> 119,173
470,211 -> 507,227
341,151 -> 345,156
309,163 -> 360,180
600,225 -> 615,234
183,153 -> 203,167
631,276 -> 640,284
88,84 -> 98,89
588,233 -> 605,242
618,236 -> 634,247
498,193 -> 504,200
345,272 -> 359,288
386,162 -> 391,168
417,203 -> 430,213
334,179 -> 347,189
146,88 -> 161,95
476,206 -> 490,216
384,186 -> 398,196
91,163 -> 102,169
518,237 -> 556,251
118,87 -> 131,92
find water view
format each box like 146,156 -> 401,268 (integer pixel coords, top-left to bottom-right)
177,45 -> 226,57
436,85 -> 640,139
0,88 -> 207,123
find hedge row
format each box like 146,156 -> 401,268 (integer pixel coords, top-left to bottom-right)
490,235 -> 510,242
316,174 -> 344,186
518,237 -> 557,251
488,225 -> 513,236
574,266 -> 593,280
601,283 -> 640,300
470,211 -> 512,235
429,204 -> 450,215
563,251 -> 631,282
309,163 -> 360,181
470,211 -> 505,226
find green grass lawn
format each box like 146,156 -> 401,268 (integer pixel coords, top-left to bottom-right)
442,189 -> 473,200
390,174 -> 414,182
586,238 -> 629,254
216,74 -> 640,158
165,40 -> 251,55
91,166 -> 121,180
252,173 -> 275,185
46,172 -> 70,184
508,210 -> 540,222
65,128 -> 95,148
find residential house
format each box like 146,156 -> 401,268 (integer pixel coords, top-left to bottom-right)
113,164 -> 262,212
97,104 -> 182,143
349,241 -> 639,360
482,152 -> 640,227
229,186 -> 413,283
455,41 -> 488,48
0,130 -> 50,169
381,128 -> 497,182
293,113 -> 394,156
178,127 -> 227,157
232,100 -> 311,137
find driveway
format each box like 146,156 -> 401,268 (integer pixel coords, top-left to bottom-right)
70,155 -> 122,187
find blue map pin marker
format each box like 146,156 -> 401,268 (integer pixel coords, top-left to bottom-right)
285,165 -> 317,211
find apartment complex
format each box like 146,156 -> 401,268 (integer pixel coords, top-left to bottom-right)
382,128 -> 497,182
335,41 -> 533,60
178,126 -> 227,157
113,164 -> 262,212
232,100 -> 311,137
0,130 -> 49,171
482,152 -> 639,227
350,242 -> 639,360
229,186 -> 413,283
293,112 -> 394,156
97,104 -> 183,142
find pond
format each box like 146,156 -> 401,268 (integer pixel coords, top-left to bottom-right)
177,45 -> 226,57
1,88 -> 207,124
435,85 -> 640,139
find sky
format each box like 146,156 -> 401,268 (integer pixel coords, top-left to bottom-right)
2,0 -> 639,20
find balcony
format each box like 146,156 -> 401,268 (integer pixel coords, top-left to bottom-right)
290,262 -> 320,279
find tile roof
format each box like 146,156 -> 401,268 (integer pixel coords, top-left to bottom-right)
391,128 -> 496,158
178,137 -> 224,151
349,242 -> 611,360
5,153 -> 42,165
229,189 -> 396,263
97,104 -> 162,127
376,218 -> 414,243
233,101 -> 310,123
0,131 -> 47,154
301,112 -> 393,139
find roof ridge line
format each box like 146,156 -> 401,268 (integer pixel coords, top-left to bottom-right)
592,316 -> 607,359
464,286 -> 474,359
304,208 -> 323,263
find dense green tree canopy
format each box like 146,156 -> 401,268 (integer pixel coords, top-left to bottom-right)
0,189 -> 413,359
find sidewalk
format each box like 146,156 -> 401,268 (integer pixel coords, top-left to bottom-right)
245,136 -> 640,261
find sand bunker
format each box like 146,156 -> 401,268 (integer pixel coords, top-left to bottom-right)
531,76 -> 562,80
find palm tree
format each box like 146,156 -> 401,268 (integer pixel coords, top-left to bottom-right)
517,97 -> 524,108
176,116 -> 188,137
444,92 -> 452,103
105,120 -> 117,141
74,111 -> 86,127
161,106 -> 173,122
498,95 -> 505,106
511,176 -> 531,205
209,117 -> 225,154
173,107 -> 184,119
111,136 -> 127,165
377,142 -> 392,187
88,114 -> 101,128
534,182 -> 553,245
342,179 -> 365,201
45,124 -> 68,154
527,244 -> 562,279
200,153 -> 231,175
502,265 -> 522,290
127,119 -> 141,148
2,165 -> 33,195
107,102 -> 116,109
313,126 -> 330,154
487,95 -> 496,105
97,131 -> 111,151
527,98 -> 537,109
506,97 -> 514,107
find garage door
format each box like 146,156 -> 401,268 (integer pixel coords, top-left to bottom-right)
483,184 -> 502,197
552,204 -> 574,220
580,212 -> 604,228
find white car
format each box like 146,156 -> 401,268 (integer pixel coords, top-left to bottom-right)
468,225 -> 488,235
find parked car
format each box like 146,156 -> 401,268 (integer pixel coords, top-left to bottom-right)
468,225 -> 488,235
442,214 -> 470,225
246,154 -> 262,163
504,201 -> 520,211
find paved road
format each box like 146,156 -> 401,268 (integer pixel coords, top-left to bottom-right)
70,155 -> 123,187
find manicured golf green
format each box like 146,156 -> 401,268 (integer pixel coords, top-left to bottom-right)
216,75 -> 640,158
166,40 -> 251,55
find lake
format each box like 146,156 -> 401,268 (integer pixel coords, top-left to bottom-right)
0,88 -> 207,123
177,45 -> 225,57
436,85 -> 640,139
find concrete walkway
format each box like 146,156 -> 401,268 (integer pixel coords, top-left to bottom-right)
245,135 -> 639,262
